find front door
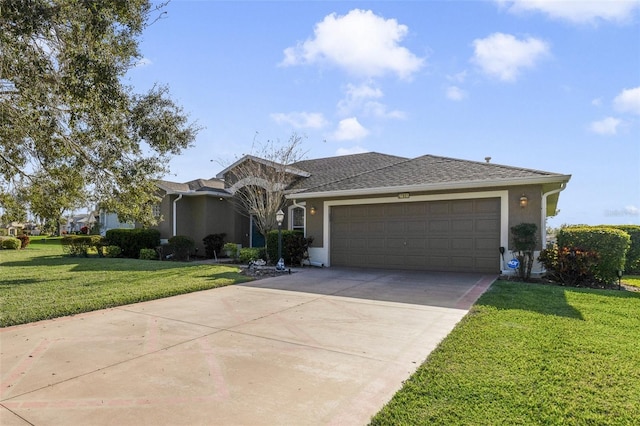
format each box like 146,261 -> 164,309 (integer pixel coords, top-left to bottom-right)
250,215 -> 265,248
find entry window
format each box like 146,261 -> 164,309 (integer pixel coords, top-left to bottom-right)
291,206 -> 305,233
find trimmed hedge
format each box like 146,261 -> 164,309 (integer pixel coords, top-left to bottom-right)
61,235 -> 105,257
139,248 -> 158,260
557,226 -> 630,284
266,230 -> 312,266
0,236 -> 21,250
607,225 -> 640,273
203,233 -> 226,258
168,235 -> 194,261
105,229 -> 160,259
239,247 -> 266,264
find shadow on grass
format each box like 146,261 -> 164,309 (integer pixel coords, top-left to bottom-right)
1,255 -> 242,273
477,280 -> 640,320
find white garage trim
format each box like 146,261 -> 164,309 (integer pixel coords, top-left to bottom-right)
311,190 -> 509,268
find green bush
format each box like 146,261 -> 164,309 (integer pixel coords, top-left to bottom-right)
168,235 -> 195,261
239,247 -> 266,264
266,230 -> 312,266
223,242 -> 239,260
17,234 -> 30,249
557,226 -> 630,284
139,248 -> 158,260
203,233 -> 226,258
105,229 -> 160,259
510,223 -> 538,281
105,245 -> 122,258
0,236 -> 21,250
607,225 -> 640,273
539,245 -> 601,286
61,235 -> 104,257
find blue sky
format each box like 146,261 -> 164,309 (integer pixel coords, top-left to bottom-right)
127,0 -> 640,228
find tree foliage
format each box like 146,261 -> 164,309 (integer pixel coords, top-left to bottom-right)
0,0 -> 200,225
222,133 -> 307,242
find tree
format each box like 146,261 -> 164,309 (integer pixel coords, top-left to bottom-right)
510,222 -> 538,281
0,0 -> 200,226
221,133 -> 307,249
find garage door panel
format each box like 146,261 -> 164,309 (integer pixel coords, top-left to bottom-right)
429,220 -> 449,232
331,198 -> 500,273
451,238 -> 473,250
428,238 -> 449,249
452,220 -> 474,232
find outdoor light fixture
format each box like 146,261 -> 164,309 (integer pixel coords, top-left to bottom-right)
309,206 -> 316,215
519,194 -> 528,208
275,209 -> 285,271
617,269 -> 624,290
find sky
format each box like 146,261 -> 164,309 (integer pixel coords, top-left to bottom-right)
125,0 -> 640,228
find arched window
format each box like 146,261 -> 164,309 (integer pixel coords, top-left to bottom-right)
289,206 -> 305,235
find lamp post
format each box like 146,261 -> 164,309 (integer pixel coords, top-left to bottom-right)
276,209 -> 285,271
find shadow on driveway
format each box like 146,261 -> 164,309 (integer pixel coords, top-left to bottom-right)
240,267 -> 498,310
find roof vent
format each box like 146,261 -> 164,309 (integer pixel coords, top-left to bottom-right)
484,156 -> 491,163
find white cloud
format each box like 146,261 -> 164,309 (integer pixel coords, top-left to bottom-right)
589,116 -> 622,135
447,71 -> 468,83
605,205 -> 640,217
280,9 -> 425,79
363,101 -> 407,119
614,87 -> 640,115
332,117 -> 369,141
496,0 -> 640,24
591,97 -> 602,107
270,112 -> 328,129
446,86 -> 467,101
336,146 -> 369,156
337,83 -> 405,119
134,57 -> 152,68
472,33 -> 549,82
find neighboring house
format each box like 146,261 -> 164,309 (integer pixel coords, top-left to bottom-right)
3,221 -> 25,236
154,152 -> 570,274
98,211 -> 135,236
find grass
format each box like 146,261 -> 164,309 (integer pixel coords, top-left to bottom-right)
0,240 -> 252,327
371,280 -> 640,425
622,274 -> 640,289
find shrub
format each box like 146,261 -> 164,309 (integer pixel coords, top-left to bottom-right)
61,235 -> 104,257
266,230 -> 313,266
17,234 -> 30,249
223,242 -> 239,260
0,236 -> 21,250
607,225 -> 640,273
105,229 -> 160,259
168,235 -> 195,261
203,233 -> 226,258
557,226 -> 630,284
510,223 -> 538,281
539,245 -> 600,286
139,248 -> 158,260
239,247 -> 266,264
105,245 -> 122,258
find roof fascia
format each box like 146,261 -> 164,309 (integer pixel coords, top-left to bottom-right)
286,175 -> 572,199
216,155 -> 310,179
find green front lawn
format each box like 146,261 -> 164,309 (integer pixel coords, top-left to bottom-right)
371,281 -> 640,425
0,242 -> 252,327
623,274 -> 640,289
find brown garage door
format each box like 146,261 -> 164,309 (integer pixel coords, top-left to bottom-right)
330,198 -> 500,273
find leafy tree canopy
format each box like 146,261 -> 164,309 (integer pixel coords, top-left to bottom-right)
0,0 -> 200,226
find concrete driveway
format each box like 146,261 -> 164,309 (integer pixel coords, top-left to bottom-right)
1,268 -> 495,426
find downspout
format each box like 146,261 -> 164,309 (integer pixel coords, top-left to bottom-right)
541,183 -> 567,248
173,194 -> 183,237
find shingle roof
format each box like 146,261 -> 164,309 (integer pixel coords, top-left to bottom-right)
157,178 -> 229,196
287,152 -> 408,192
287,154 -> 569,195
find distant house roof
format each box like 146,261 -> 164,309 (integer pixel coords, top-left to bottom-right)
157,178 -> 231,197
